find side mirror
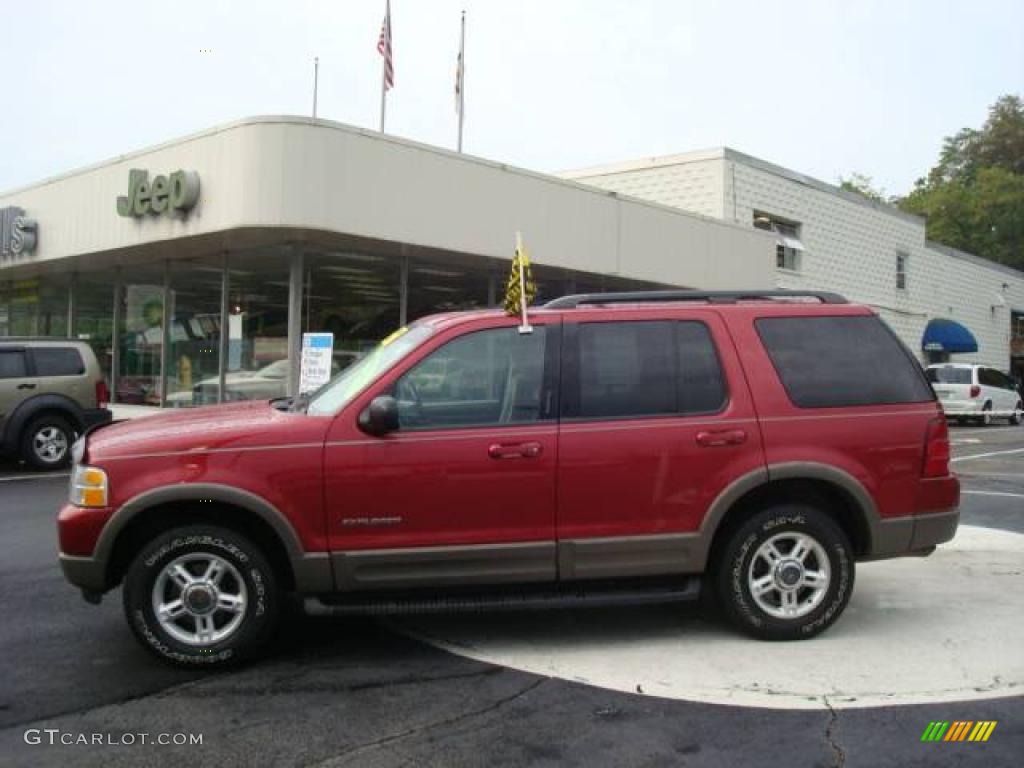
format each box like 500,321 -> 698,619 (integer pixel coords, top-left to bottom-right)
358,395 -> 400,436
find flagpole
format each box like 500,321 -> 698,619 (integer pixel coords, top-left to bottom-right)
379,0 -> 390,132
379,57 -> 387,132
516,232 -> 532,334
312,56 -> 319,119
457,10 -> 466,152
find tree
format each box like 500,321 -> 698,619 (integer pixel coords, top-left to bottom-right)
899,94 -> 1024,269
838,173 -> 890,204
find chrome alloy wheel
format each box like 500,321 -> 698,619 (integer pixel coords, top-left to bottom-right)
33,426 -> 68,463
151,553 -> 248,646
748,532 -> 831,620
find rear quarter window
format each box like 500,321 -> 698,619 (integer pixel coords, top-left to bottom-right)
925,367 -> 972,384
32,347 -> 86,377
0,350 -> 28,379
755,315 -> 933,408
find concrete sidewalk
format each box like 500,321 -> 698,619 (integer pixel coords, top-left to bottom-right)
109,404 -> 163,421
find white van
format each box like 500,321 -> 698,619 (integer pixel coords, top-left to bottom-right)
926,363 -> 1022,425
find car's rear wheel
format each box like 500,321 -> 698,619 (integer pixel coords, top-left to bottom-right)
980,402 -> 994,426
123,525 -> 280,666
1010,402 -> 1022,426
715,504 -> 854,640
21,413 -> 74,470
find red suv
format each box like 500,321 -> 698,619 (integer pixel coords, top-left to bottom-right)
58,290 -> 959,666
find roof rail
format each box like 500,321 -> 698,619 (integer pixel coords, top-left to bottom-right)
544,289 -> 848,309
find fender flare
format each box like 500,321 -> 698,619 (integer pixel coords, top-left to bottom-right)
94,483 -> 333,592
3,394 -> 84,450
696,462 -> 883,565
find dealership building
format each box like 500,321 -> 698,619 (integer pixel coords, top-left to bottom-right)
0,116 -> 773,406
563,148 -> 1024,381
1,115 -> 1022,407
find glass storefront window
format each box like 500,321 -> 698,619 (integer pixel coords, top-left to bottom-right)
165,258 -> 224,407
75,271 -> 115,386
117,263 -> 165,405
407,255 -> 491,321
223,247 -> 291,403
304,250 -> 401,371
0,275 -> 69,337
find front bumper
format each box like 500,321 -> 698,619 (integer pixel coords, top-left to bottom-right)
59,553 -> 107,593
58,502 -> 114,594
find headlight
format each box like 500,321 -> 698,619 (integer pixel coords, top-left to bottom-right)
70,465 -> 109,508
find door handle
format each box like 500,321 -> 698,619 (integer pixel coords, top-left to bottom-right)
488,441 -> 543,459
696,429 -> 747,447
17,383 -> 36,390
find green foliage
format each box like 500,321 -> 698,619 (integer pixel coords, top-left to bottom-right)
898,95 -> 1024,269
838,173 -> 889,204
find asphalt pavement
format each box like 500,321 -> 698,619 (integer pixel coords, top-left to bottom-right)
0,422 -> 1021,767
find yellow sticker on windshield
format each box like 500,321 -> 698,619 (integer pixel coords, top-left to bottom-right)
380,326 -> 410,347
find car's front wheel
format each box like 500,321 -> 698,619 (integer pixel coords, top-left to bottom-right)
123,525 -> 280,666
1010,401 -> 1022,426
715,504 -> 854,640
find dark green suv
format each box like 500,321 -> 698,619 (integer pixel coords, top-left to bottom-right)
0,339 -> 111,469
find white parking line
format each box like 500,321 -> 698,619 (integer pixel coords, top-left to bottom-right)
951,447 -> 1024,463
962,490 -> 1024,499
0,472 -> 70,483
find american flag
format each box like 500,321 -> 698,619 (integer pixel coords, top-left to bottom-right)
377,0 -> 394,91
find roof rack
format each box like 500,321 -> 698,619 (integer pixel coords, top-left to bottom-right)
544,289 -> 848,309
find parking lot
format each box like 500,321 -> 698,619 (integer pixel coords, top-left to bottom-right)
0,422 -> 1021,767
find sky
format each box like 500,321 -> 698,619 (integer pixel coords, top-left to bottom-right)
2,0 -> 1022,196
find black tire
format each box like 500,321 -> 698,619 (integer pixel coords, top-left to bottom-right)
714,504 -> 854,641
123,525 -> 280,667
20,413 -> 75,470
979,402 -> 993,427
1010,402 -> 1022,426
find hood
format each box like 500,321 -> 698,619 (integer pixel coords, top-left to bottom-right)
85,400 -> 299,460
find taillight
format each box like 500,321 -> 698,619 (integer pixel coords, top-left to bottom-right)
96,380 -> 110,408
923,417 -> 950,478
969,385 -> 981,398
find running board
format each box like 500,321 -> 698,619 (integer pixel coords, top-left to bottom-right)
304,578 -> 701,617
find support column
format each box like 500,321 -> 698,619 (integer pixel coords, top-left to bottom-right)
487,271 -> 498,307
218,252 -> 230,404
287,247 -> 304,397
110,270 -> 123,405
66,273 -> 77,337
159,261 -> 172,408
399,254 -> 409,327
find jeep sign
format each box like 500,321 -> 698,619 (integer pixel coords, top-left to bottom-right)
0,206 -> 38,262
116,169 -> 200,218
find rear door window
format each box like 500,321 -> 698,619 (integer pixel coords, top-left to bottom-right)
0,350 -> 28,379
564,320 -> 727,419
31,347 -> 86,376
756,315 -> 933,407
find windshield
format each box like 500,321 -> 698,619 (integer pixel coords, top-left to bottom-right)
926,366 -> 972,384
306,325 -> 435,415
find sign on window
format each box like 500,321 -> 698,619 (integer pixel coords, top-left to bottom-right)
299,333 -> 334,394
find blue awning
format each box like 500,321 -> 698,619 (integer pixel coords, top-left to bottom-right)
922,318 -> 978,354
